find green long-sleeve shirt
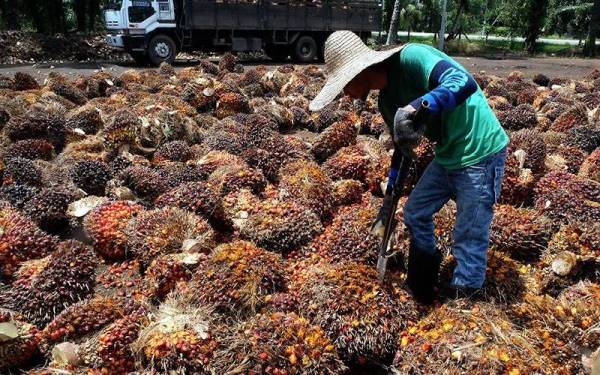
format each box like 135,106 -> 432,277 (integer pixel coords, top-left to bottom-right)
378,43 -> 508,170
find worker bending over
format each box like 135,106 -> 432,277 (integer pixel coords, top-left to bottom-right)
309,31 -> 508,304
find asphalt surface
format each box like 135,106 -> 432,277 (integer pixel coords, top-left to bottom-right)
0,55 -> 599,83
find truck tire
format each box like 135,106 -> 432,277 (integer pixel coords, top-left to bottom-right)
148,34 -> 177,66
129,51 -> 149,66
265,45 -> 289,61
293,35 -> 317,63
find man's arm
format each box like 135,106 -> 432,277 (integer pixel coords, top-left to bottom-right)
408,60 -> 477,114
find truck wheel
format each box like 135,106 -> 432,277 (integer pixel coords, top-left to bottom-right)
148,34 -> 177,66
265,45 -> 289,61
129,51 -> 149,66
293,35 -> 317,63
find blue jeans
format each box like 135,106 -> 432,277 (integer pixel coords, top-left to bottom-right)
403,147 -> 507,288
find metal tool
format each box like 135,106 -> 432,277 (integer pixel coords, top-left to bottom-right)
375,101 -> 430,283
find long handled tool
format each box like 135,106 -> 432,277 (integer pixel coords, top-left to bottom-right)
374,101 -> 430,283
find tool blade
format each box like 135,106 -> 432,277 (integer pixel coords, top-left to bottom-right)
376,255 -> 388,283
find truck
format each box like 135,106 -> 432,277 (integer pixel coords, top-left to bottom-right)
103,0 -> 381,66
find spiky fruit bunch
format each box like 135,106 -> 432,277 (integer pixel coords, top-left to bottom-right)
309,102 -> 340,132
139,254 -> 196,301
155,181 -> 222,221
94,260 -> 144,298
220,188 -> 261,230
81,313 -> 147,374
69,160 -> 111,196
0,240 -> 97,327
564,125 -> 600,153
219,52 -> 236,72
392,301 -> 549,375
84,201 -> 144,260
65,105 -> 103,135
0,184 -> 37,209
215,312 -> 346,375
278,160 -> 334,220
533,73 -> 550,86
120,166 -> 170,200
537,223 -> 600,296
208,164 -> 267,196
290,258 -> 418,363
215,92 -> 250,119
39,297 -> 124,352
240,198 -> 323,253
0,204 -> 56,278
546,144 -> 588,174
2,157 -> 42,186
509,128 -> 547,176
101,109 -> 139,153
497,103 -> 538,130
311,119 -> 358,161
550,104 -> 588,132
5,106 -> 67,150
579,149 -> 600,182
308,199 -> 379,264
13,72 -> 40,91
490,205 -> 553,261
126,207 -> 216,266
484,80 -> 516,104
498,149 -> 536,206
534,171 -> 600,224
440,253 -> 533,304
512,282 -> 600,372
323,144 -> 370,182
48,78 -> 88,105
487,96 -> 513,111
155,162 -> 206,188
187,241 -> 288,316
3,139 -> 54,161
332,179 -> 364,207
153,140 -> 193,163
0,309 -> 40,369
23,188 -> 72,233
133,299 -> 219,374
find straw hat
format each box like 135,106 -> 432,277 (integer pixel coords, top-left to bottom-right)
309,31 -> 404,111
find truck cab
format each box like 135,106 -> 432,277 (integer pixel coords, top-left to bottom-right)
105,0 -> 179,65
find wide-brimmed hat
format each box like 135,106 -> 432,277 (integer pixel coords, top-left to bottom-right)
309,31 -> 404,111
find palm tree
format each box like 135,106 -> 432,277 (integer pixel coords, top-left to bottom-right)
386,0 -> 404,45
399,3 -> 423,41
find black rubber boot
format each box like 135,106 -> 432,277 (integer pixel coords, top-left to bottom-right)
406,245 -> 442,305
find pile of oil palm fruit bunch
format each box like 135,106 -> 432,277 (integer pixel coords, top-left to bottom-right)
0,55 -> 598,374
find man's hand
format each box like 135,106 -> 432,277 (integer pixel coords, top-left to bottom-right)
370,193 -> 394,238
393,105 -> 425,150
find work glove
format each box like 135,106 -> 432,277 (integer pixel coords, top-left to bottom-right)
393,106 -> 426,151
370,192 -> 394,238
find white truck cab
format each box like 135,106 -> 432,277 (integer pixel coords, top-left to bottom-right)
104,0 -> 178,65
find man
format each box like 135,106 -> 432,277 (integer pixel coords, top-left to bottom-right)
309,31 -> 508,304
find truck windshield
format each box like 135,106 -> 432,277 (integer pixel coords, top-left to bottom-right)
129,0 -> 155,22
105,0 -> 123,10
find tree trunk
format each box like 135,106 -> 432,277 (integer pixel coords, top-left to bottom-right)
407,25 -> 411,42
88,0 -> 101,32
0,0 -> 21,29
74,0 -> 87,32
438,0 -> 448,50
524,0 -> 549,54
386,0 -> 403,45
584,0 -> 600,57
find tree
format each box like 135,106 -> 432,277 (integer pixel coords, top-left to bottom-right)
387,0 -> 404,44
499,0 -> 550,54
399,3 -> 423,41
584,0 -> 600,56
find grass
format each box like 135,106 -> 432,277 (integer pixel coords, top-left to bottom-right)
370,34 -> 585,58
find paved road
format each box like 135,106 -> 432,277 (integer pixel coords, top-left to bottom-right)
0,54 -> 599,83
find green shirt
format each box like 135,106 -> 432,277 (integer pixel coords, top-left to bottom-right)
378,43 -> 508,170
